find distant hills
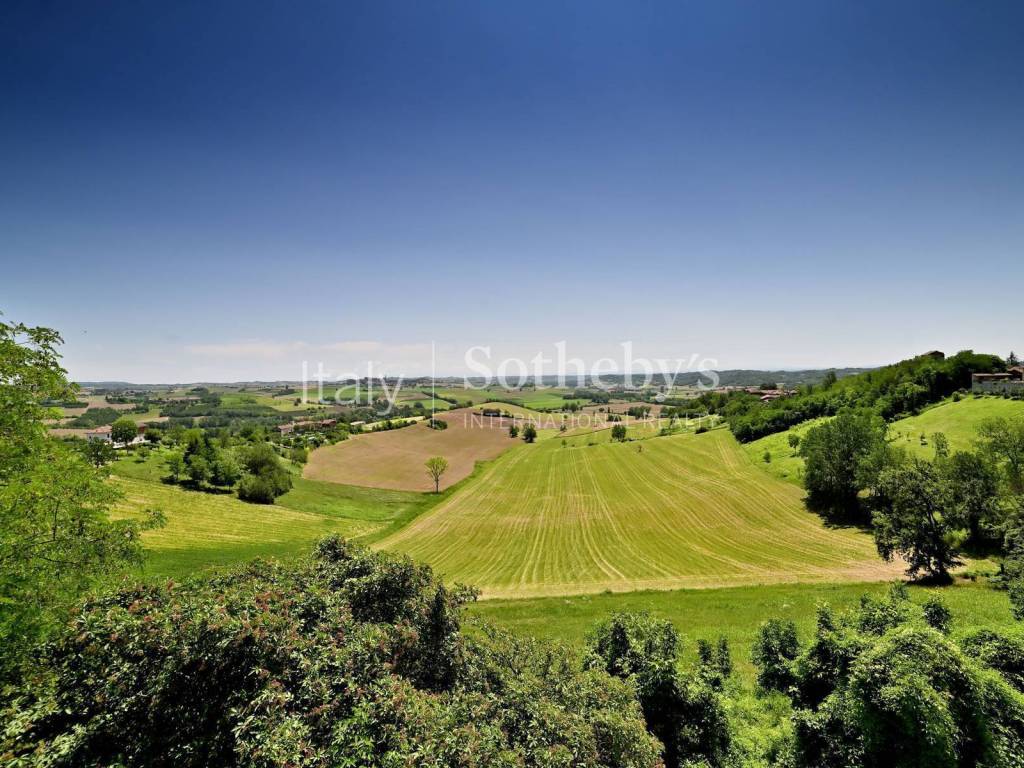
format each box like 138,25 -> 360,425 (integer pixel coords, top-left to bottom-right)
77,368 -> 872,391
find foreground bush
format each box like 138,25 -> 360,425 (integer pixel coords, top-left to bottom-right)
588,612 -> 731,768
1,537 -> 661,767
753,584 -> 1024,767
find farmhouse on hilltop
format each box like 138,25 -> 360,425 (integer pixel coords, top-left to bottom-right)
972,367 -> 1024,394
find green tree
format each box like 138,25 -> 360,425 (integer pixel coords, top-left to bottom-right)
799,410 -> 889,518
751,618 -> 800,691
943,450 -> 1001,545
978,416 -> 1024,493
82,439 -> 116,467
522,424 -> 537,443
164,450 -> 185,483
755,588 -> 1024,768
237,442 -> 292,502
588,612 -> 731,767
0,316 -> 161,683
611,423 -> 628,441
508,423 -> 519,438
110,416 -> 138,449
872,457 -> 963,582
210,452 -> 241,487
425,455 -> 449,493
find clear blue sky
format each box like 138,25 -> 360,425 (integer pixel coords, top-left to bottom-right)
2,1 -> 1022,381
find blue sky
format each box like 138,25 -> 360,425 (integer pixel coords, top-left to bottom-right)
2,1 -> 1022,381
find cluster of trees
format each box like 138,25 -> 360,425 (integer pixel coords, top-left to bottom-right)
697,350 -> 1005,443
587,612 -> 732,768
753,584 -> 1024,767
798,409 -> 1024,586
236,442 -> 293,503
63,406 -> 132,428
163,429 -> 292,503
165,429 -> 241,490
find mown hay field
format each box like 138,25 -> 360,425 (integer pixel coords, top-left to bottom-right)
378,428 -> 900,598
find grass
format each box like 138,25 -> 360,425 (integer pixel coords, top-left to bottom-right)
220,392 -> 319,412
740,418 -> 828,486
469,578 -> 1016,683
112,476 -> 378,577
742,396 -> 1024,482
378,428 -> 899,598
108,448 -> 430,577
888,395 -> 1024,456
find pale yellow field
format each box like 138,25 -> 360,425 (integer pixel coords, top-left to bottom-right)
303,408 -> 518,491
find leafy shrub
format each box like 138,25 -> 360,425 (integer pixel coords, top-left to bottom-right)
588,611 -> 731,768
754,587 -> 1024,768
237,442 -> 292,502
1,538 -> 661,767
752,618 -> 800,692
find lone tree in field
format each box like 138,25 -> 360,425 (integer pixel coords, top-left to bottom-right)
425,455 -> 449,493
522,424 -> 537,443
110,417 -> 138,450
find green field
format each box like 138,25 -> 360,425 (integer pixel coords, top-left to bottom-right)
470,577 -> 1013,682
378,428 -> 899,598
112,477 -> 375,576
108,449 -> 429,576
220,391 -> 321,412
888,395 -> 1024,455
740,418 -> 827,485
743,396 -> 1024,483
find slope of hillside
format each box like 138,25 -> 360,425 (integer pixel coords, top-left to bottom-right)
112,476 -> 381,576
888,396 -> 1024,456
744,396 -> 1024,483
377,429 -> 899,598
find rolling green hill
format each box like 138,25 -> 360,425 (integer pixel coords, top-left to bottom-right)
743,396 -> 1024,484
888,396 -> 1024,456
109,449 -> 428,576
377,428 -> 898,598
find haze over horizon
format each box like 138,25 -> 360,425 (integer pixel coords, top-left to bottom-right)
3,1 -> 1022,381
